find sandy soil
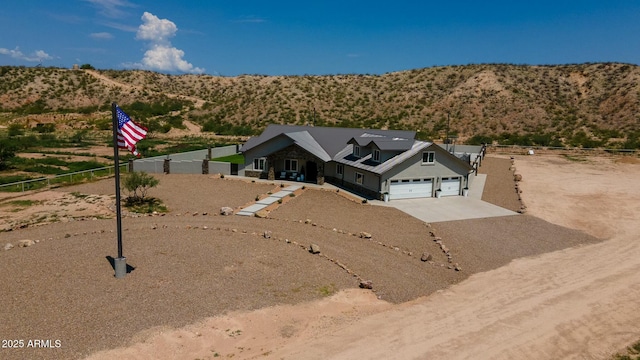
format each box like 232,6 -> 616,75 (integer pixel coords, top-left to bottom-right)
1,155 -> 638,359
264,154 -> 640,360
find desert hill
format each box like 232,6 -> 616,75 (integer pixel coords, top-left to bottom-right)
1,63 -> 639,148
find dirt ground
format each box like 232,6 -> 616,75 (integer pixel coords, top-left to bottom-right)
0,155 -> 638,359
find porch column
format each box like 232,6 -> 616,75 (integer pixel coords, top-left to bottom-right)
316,163 -> 324,185
268,165 -> 275,180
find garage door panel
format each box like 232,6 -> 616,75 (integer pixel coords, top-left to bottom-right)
390,179 -> 433,200
440,177 -> 460,196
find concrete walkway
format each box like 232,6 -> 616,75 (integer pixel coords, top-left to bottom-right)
236,184 -> 303,216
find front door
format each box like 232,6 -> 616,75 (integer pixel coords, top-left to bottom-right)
306,161 -> 317,182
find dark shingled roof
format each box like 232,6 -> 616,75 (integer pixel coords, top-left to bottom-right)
241,125 -> 416,158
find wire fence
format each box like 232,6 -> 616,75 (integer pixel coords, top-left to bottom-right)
487,144 -> 639,156
0,163 -> 128,193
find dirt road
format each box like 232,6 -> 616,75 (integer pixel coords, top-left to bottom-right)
270,155 -> 640,360
85,154 -> 640,359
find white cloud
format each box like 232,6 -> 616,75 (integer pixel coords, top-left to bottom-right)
84,0 -> 136,18
101,21 -> 138,32
0,47 -> 53,62
127,12 -> 204,74
232,16 -> 267,24
136,12 -> 177,44
90,32 -> 114,40
139,45 -> 204,73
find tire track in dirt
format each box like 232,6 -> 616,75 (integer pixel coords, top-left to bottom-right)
83,70 -> 206,109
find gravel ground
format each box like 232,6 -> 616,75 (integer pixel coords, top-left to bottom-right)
477,156 -> 522,212
0,160 -> 600,360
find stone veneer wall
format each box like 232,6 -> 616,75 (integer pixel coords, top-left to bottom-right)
244,170 -> 267,179
202,159 -> 209,174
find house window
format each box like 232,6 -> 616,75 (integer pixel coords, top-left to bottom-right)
253,157 -> 266,171
422,151 -> 435,164
372,149 -> 380,162
284,159 -> 298,172
355,172 -> 364,185
336,163 -> 344,176
353,145 -> 361,157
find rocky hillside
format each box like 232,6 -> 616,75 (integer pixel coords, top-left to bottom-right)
1,63 -> 639,148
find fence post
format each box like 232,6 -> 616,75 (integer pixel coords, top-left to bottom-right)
202,159 -> 209,174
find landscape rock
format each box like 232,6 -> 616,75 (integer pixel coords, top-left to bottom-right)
359,232 -> 372,239
18,239 -> 35,248
4,243 -> 14,251
263,230 -> 272,239
254,210 -> 269,218
309,243 -> 321,254
421,252 -> 432,262
220,207 -> 234,216
359,280 -> 373,289
514,173 -> 523,182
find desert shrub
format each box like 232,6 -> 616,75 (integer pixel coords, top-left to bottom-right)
8,123 -> 24,137
466,134 -> 493,145
123,171 -> 159,204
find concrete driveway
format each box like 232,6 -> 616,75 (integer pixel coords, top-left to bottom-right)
374,196 -> 518,223
371,173 -> 518,223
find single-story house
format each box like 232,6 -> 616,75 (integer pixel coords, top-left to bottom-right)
240,124 -> 476,200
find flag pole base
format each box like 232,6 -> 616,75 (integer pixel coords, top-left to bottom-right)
114,257 -> 127,278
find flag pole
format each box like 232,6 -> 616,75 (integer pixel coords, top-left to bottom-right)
111,102 -> 126,278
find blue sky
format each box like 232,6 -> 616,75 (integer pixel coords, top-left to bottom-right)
1,0 -> 639,76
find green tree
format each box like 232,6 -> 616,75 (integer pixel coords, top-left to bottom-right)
0,139 -> 16,170
123,171 -> 159,204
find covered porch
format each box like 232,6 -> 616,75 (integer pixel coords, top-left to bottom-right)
265,144 -> 325,185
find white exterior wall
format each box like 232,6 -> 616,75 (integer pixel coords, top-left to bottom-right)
381,144 -> 472,194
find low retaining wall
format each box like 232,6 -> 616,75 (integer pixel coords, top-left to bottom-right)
131,145 -> 243,176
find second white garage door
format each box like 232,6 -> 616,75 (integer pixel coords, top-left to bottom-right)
389,179 -> 433,200
440,177 -> 461,196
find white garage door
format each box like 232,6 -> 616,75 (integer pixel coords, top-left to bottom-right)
440,177 -> 461,196
389,179 -> 433,200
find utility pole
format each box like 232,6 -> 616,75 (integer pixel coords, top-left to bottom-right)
446,112 -> 450,152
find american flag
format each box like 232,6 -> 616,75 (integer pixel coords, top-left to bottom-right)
116,105 -> 147,157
